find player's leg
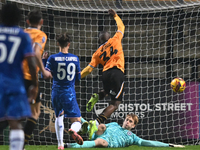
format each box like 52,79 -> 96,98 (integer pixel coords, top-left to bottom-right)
69,117 -> 82,132
6,93 -> 31,150
51,90 -> 65,149
8,120 -> 25,150
88,122 -> 106,140
55,113 -> 64,149
96,100 -> 121,125
95,68 -> 124,125
24,101 -> 41,144
86,89 -> 107,112
23,79 -> 40,145
87,69 -> 124,138
68,117 -> 83,145
62,88 -> 83,145
77,117 -> 89,135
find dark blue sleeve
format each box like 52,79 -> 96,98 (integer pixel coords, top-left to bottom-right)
45,56 -> 53,73
23,32 -> 34,56
41,59 -> 48,78
42,59 -> 47,66
75,57 -> 81,81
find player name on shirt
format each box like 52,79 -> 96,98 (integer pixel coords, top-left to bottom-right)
55,56 -> 78,62
0,27 -> 20,34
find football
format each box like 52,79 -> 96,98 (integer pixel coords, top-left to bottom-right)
170,78 -> 186,93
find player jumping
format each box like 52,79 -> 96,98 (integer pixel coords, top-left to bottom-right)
81,9 -> 125,139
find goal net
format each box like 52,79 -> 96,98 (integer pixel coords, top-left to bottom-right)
1,0 -> 200,146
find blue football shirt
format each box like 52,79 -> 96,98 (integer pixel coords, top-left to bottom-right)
0,25 -> 34,94
45,52 -> 81,88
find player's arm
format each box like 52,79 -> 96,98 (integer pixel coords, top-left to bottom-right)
34,44 -> 49,76
81,52 -> 98,78
42,51 -> 48,66
41,51 -> 49,78
26,56 -> 38,101
135,139 -> 184,148
76,58 -> 81,81
109,9 -> 125,35
81,65 -> 94,78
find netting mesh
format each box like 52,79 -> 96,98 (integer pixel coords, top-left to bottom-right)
1,0 -> 200,146
5,0 -> 200,11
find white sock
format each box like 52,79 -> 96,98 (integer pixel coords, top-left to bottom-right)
70,121 -> 81,132
9,129 -> 24,150
55,115 -> 64,147
95,119 -> 99,127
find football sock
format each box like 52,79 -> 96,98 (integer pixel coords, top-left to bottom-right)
69,141 -> 96,148
95,119 -> 99,127
96,114 -> 107,125
70,121 -> 81,132
81,117 -> 87,123
55,115 -> 64,147
10,129 -> 24,150
24,117 -> 37,144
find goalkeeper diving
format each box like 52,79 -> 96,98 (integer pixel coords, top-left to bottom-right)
65,114 -> 185,148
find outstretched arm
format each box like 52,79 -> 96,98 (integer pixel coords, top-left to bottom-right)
81,65 -> 94,78
34,45 -> 52,79
109,9 -> 125,34
137,139 -> 184,148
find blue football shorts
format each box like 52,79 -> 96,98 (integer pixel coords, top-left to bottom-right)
0,92 -> 31,121
51,88 -> 81,118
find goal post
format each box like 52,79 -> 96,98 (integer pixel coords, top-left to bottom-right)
1,0 -> 200,145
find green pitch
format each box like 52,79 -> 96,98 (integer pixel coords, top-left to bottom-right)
1,145 -> 200,150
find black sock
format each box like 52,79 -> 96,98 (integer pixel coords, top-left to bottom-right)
24,117 -> 37,144
96,114 -> 107,124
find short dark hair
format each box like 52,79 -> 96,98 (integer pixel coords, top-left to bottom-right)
56,33 -> 71,48
1,3 -> 21,26
98,31 -> 110,44
27,10 -> 42,25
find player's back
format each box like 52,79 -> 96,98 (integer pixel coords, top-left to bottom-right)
0,25 -> 33,93
90,32 -> 124,73
23,28 -> 47,80
46,52 -> 80,89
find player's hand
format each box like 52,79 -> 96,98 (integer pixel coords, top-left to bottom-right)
169,143 -> 185,148
42,69 -> 52,79
108,9 -> 116,17
28,85 -> 37,103
42,51 -> 49,59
